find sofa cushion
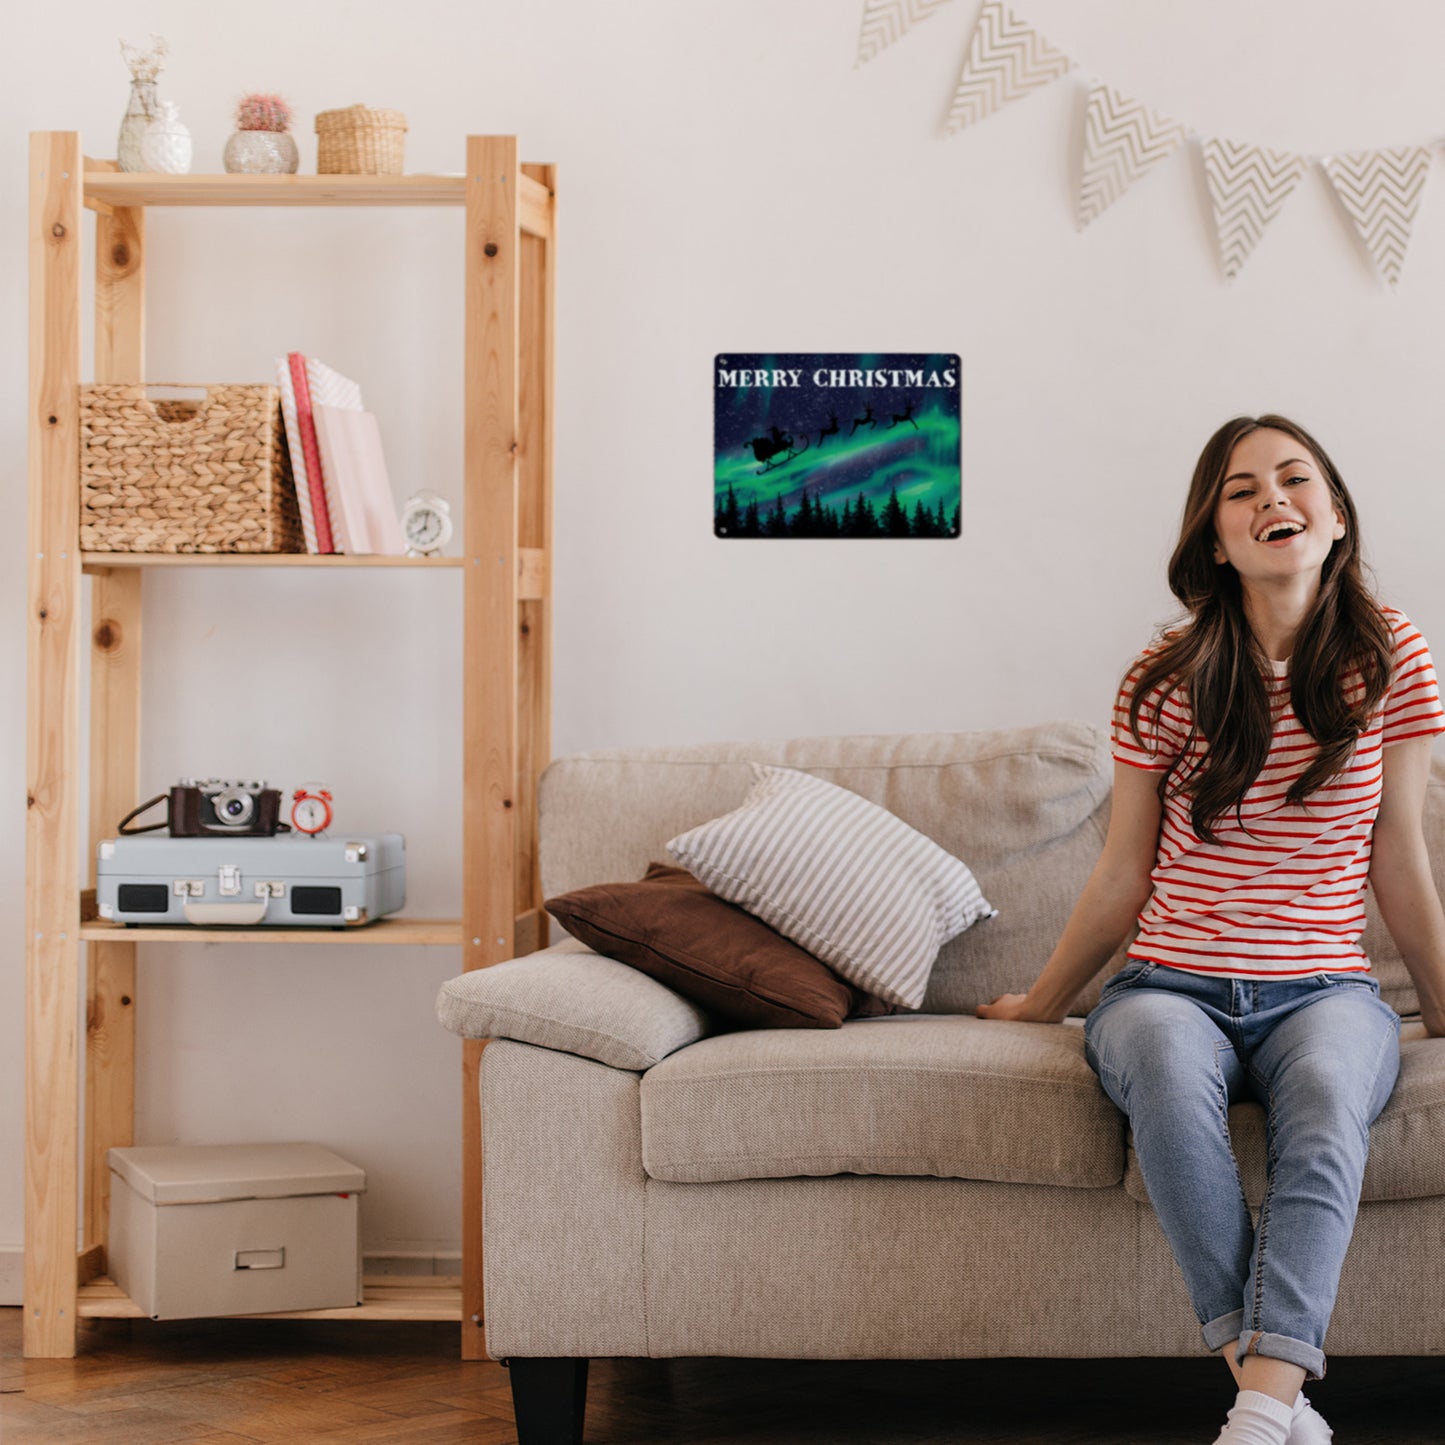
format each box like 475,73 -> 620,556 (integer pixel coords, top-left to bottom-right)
1123,1019 -> 1445,1206
639,1015 -> 1124,1187
545,863 -> 894,1029
666,765 -> 996,1009
436,940 -> 709,1071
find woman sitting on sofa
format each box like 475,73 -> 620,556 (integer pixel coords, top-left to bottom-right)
977,414 -> 1445,1445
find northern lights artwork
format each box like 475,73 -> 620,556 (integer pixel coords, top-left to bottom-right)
714,353 -> 961,539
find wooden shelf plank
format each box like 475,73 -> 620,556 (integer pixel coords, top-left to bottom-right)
80,917 -> 465,945
81,547 -> 546,595
78,1276 -> 464,1322
85,172 -> 468,208
82,552 -> 464,570
81,169 -> 554,238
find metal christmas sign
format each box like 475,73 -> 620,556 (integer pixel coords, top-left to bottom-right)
714,353 -> 961,538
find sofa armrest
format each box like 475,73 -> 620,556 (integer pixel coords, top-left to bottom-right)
436,940 -> 711,1071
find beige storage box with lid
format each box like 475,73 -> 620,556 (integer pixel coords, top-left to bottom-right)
107,1142 -> 366,1320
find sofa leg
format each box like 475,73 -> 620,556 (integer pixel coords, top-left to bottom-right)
507,1356 -> 590,1444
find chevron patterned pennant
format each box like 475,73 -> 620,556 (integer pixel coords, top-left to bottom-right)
1320,147 -> 1433,288
856,0 -> 955,67
1077,82 -> 1189,228
945,0 -> 1071,132
1202,139 -> 1307,281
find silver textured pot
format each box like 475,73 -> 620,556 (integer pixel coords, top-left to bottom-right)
223,130 -> 299,175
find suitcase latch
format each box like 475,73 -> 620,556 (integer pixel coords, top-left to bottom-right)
218,864 -> 242,897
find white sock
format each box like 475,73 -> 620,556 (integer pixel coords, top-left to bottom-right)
1212,1388 -> 1295,1445
1288,1390 -> 1334,1444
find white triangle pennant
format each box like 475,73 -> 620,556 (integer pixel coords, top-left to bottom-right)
945,0 -> 1072,132
1077,82 -> 1189,228
856,0 -> 955,67
1319,146 -> 1432,288
1201,139 -> 1307,281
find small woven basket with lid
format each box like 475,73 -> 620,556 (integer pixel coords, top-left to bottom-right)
315,104 -> 407,174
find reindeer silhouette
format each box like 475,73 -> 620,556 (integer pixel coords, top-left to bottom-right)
849,404 -> 876,436
817,413 -> 840,447
886,400 -> 919,431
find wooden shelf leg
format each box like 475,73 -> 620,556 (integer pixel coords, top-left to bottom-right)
461,134 -> 523,1361
83,195 -> 147,1264
26,129 -> 84,1359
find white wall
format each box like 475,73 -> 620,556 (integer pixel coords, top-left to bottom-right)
5,0 -> 1445,1278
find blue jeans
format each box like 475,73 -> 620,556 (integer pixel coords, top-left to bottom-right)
1083,960 -> 1401,1381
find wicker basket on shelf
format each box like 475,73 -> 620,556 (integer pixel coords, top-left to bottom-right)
80,383 -> 304,554
314,104 -> 407,174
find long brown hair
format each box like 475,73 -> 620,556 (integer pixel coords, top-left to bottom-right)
1128,414 -> 1393,843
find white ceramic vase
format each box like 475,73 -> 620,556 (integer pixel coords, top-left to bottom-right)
223,129 -> 299,175
141,101 -> 192,175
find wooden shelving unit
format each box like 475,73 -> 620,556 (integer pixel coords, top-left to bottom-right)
25,133 -> 556,1359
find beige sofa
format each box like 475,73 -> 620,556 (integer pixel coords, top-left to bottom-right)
437,722 -> 1445,1444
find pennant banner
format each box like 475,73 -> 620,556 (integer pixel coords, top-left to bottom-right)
945,0 -> 1071,132
863,1 -> 1441,284
1077,83 -> 1189,229
1201,139 -> 1307,282
1320,147 -> 1432,288
856,0 -> 955,67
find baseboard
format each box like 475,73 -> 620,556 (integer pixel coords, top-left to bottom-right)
0,1247 -> 21,1306
362,1251 -> 463,1277
0,1247 -> 459,1304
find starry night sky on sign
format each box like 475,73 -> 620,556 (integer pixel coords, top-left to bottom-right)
714,353 -> 961,527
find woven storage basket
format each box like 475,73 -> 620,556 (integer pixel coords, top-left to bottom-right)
80,384 -> 305,554
315,104 -> 407,175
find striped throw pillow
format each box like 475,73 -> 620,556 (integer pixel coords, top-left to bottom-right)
666,766 -> 996,1010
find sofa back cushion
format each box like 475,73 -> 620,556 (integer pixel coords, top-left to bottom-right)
541,722 -> 1119,1014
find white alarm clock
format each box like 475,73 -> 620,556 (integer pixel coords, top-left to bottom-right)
290,784 -> 333,836
401,491 -> 454,557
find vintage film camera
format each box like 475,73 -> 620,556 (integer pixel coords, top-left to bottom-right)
118,779 -> 288,837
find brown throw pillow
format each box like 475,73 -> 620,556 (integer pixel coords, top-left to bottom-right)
545,863 -> 895,1029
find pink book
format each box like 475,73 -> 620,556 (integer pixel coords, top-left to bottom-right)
312,405 -> 406,556
288,352 -> 335,553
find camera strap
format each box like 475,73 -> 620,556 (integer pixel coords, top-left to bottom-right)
117,793 -> 172,835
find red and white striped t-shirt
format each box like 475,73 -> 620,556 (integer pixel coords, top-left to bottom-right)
1112,606 -> 1445,979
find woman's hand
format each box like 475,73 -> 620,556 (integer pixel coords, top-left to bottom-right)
975,993 -> 1057,1023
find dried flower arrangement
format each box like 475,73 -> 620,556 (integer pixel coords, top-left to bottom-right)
236,93 -> 294,133
119,35 -> 168,82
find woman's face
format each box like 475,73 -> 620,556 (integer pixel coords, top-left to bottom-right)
1210,428 -> 1345,587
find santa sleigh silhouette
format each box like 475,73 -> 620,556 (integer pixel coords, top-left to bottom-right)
745,424 -> 811,475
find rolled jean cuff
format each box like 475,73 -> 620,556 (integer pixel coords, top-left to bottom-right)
1234,1329 -> 1327,1382
1202,1309 -> 1245,1353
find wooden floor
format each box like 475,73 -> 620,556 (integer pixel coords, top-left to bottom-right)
3,1308 -> 1444,1443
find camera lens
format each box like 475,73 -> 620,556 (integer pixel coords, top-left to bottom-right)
215,788 -> 254,826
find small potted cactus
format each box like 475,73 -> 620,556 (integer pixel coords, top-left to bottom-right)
224,93 -> 299,174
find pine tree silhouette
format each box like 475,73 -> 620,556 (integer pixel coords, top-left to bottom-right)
743,499 -> 760,536
882,486 -> 910,537
717,483 -> 741,536
854,491 -> 878,537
